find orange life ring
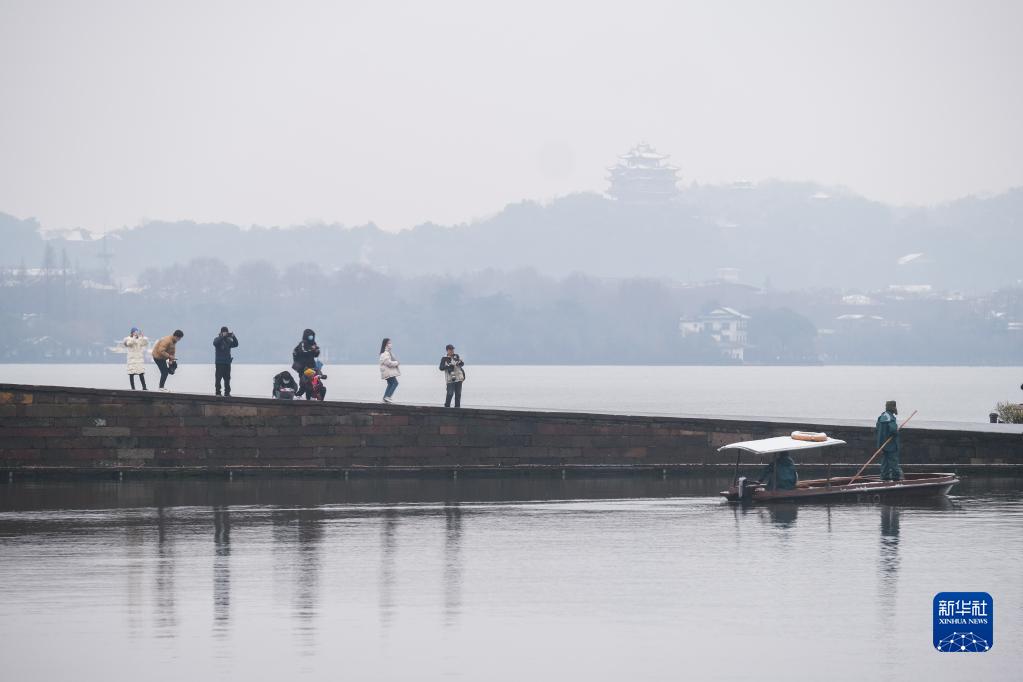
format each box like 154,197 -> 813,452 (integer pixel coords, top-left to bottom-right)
791,431 -> 828,442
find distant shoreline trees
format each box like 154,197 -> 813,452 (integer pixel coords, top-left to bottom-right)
1,258 -> 1020,365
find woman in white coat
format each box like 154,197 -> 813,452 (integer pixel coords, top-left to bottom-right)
123,327 -> 149,390
379,337 -> 400,403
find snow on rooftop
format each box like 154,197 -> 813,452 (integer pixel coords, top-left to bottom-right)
897,253 -> 924,265
887,284 -> 933,294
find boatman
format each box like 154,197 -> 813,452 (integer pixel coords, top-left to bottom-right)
876,400 -> 903,481
759,452 -> 798,490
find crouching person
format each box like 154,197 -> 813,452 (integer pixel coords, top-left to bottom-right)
273,371 -> 298,399
298,367 -> 327,401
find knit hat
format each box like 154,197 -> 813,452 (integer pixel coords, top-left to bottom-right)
304,368 -> 315,377
885,400 -> 897,412
130,327 -> 139,334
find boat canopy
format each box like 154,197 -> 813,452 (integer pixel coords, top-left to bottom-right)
718,435 -> 846,455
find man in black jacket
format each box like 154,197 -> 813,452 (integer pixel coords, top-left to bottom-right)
293,328 -> 324,399
292,328 -> 320,374
213,326 -> 239,397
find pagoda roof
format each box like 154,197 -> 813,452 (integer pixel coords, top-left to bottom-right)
619,151 -> 668,160
607,164 -> 680,173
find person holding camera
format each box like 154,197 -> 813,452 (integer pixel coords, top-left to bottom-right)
152,329 -> 184,392
293,329 -> 326,400
439,344 -> 465,408
213,326 -> 239,397
292,328 -> 320,374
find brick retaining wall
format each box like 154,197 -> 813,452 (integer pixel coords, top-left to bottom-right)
1,384 -> 1020,473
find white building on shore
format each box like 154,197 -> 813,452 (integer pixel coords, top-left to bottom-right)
679,307 -> 750,361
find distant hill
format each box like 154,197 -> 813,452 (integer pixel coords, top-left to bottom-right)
2,182 -> 1021,291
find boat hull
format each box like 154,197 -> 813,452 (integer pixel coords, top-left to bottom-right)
721,472 -> 959,503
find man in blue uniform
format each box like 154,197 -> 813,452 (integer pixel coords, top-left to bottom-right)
876,400 -> 902,481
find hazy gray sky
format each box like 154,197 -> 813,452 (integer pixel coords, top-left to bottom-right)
1,0 -> 1021,232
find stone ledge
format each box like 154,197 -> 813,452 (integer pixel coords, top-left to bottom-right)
1,383 -> 1020,472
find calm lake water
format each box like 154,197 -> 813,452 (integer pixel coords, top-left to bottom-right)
2,363 -> 1021,424
0,475 -> 1020,681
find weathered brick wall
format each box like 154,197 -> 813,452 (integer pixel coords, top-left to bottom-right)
1,384 -> 1020,471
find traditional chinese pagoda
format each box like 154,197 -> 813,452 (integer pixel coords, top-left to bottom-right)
606,142 -> 680,204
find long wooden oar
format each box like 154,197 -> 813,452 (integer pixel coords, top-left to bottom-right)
847,409 -> 917,485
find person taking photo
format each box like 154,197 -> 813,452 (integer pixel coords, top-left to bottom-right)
439,344 -> 465,407
213,326 -> 239,397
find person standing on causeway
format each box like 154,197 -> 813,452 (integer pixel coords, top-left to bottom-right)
123,327 -> 149,390
439,344 -> 465,407
379,337 -> 400,403
151,330 -> 183,392
213,326 -> 239,397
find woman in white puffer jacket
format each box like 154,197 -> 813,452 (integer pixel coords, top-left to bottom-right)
379,337 -> 400,403
123,327 -> 149,390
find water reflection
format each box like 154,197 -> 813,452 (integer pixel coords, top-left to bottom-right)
767,503 -> 799,528
212,506 -> 231,640
154,506 -> 177,637
124,522 -> 146,640
295,509 -> 324,649
379,508 -> 398,630
0,476 -> 1017,682
271,508 -> 325,655
879,505 -> 901,581
443,502 -> 463,628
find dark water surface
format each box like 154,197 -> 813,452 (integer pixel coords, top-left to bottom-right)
1,475 -> 1020,681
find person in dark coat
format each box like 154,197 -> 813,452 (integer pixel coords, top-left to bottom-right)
759,452 -> 798,490
876,400 -> 903,481
293,328 -> 320,374
294,329 -> 325,400
212,326 -> 239,397
272,371 -> 298,399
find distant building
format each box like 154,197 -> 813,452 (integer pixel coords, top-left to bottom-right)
886,284 -> 933,296
835,313 -> 910,330
715,267 -> 740,283
679,307 -> 750,361
607,142 -> 680,204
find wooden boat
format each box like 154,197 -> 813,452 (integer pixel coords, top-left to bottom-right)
719,434 -> 959,503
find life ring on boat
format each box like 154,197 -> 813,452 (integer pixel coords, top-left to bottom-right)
791,431 -> 828,442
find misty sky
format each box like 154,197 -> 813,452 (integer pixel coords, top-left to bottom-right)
1,0 -> 1021,233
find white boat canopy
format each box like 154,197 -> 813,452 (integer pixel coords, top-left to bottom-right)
718,435 -> 846,455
